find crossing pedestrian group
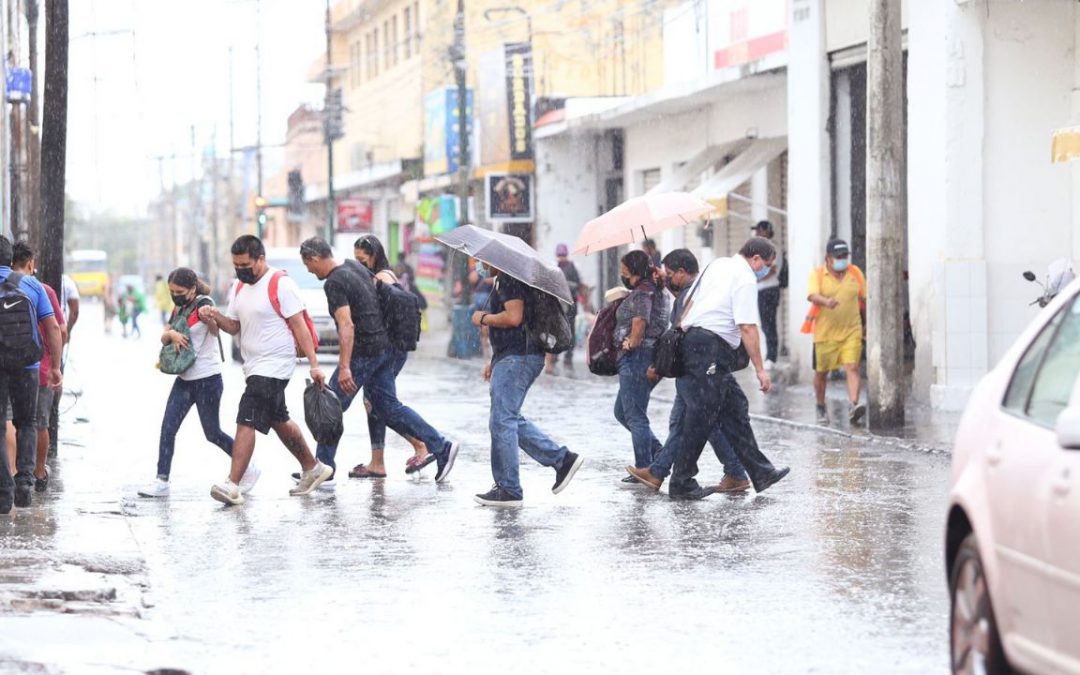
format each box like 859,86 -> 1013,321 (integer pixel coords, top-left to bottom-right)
0,222 -> 811,513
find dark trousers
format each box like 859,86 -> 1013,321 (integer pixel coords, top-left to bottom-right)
758,287 -> 780,363
0,367 -> 39,494
157,374 -> 234,478
366,349 -> 409,450
669,329 -> 778,493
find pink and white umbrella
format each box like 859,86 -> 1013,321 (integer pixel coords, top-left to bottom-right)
573,191 -> 714,255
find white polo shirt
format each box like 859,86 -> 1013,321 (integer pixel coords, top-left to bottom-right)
226,268 -> 305,380
681,255 -> 760,347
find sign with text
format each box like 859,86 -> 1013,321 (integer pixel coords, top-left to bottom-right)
336,198 -> 374,233
486,173 -> 533,223
709,0 -> 787,70
504,43 -> 533,160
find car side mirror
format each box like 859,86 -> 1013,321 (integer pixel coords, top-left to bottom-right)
1056,406 -> 1080,449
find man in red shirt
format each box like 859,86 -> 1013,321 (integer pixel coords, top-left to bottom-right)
12,242 -> 66,492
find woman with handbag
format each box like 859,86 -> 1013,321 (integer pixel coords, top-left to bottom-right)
139,268 -> 256,498
613,250 -> 668,481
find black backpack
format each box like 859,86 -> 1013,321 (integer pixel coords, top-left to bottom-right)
526,288 -> 573,354
375,279 -> 421,352
0,272 -> 44,369
587,297 -> 623,376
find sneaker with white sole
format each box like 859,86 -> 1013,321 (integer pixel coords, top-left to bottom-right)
474,485 -> 523,507
290,471 -> 336,491
289,462 -> 333,496
551,451 -> 583,494
238,462 -> 261,494
138,478 -> 170,498
210,480 -> 244,506
435,441 -> 461,483
849,402 -> 867,425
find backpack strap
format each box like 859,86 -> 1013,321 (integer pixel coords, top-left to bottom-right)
267,270 -> 286,320
3,271 -> 24,291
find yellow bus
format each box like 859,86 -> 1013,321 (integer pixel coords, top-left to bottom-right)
68,249 -> 109,298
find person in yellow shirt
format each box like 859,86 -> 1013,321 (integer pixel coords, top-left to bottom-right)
806,239 -> 866,426
154,274 -> 173,325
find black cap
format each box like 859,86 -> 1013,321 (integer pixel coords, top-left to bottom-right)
826,238 -> 850,257
751,220 -> 774,236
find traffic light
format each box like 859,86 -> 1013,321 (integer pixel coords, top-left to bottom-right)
254,195 -> 268,237
324,88 -> 345,143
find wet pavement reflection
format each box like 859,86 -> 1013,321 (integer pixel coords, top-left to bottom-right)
0,306 -> 950,673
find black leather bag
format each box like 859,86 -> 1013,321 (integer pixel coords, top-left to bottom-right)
652,327 -> 685,378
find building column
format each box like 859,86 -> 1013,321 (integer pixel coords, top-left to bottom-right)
785,0 -> 831,378
908,0 -> 989,410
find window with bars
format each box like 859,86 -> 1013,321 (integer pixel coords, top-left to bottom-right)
403,7 -> 411,59
383,20 -> 390,68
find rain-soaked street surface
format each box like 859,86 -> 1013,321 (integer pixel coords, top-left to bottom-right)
1,305 -> 951,673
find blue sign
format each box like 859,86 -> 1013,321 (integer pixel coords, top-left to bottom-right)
5,67 -> 32,103
423,87 -> 473,176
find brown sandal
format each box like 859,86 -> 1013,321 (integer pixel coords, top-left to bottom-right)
348,464 -> 387,478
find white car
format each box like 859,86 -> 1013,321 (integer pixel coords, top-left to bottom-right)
229,247 -> 342,362
947,278 -> 1080,674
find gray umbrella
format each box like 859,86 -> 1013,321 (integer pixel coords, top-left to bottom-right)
435,225 -> 573,305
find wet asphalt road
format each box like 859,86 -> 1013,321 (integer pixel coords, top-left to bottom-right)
0,305 -> 951,673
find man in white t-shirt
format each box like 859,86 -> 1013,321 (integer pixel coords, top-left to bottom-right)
61,274 -> 79,340
631,237 -> 789,500
199,235 -> 332,506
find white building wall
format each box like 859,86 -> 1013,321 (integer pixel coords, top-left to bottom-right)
909,0 -> 1077,410
534,131 -> 602,300
786,0 -> 832,380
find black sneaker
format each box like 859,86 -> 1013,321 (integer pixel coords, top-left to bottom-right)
435,441 -> 461,483
620,475 -> 639,484
474,485 -> 523,507
668,485 -> 718,501
14,483 -> 32,508
0,490 -> 12,515
551,451 -> 583,495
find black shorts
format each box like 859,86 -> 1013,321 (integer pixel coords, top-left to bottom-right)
236,375 -> 290,434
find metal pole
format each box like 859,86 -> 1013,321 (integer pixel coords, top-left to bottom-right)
325,0 -> 335,245
866,0 -> 905,427
255,0 -> 263,207
454,0 -> 470,303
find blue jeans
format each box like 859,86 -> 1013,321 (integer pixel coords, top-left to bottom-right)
614,347 -> 662,468
649,390 -> 748,481
157,374 -> 234,478
489,353 -> 568,499
365,349 -> 409,450
317,352 -> 449,472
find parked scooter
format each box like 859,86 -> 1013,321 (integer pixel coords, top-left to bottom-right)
1023,258 -> 1076,307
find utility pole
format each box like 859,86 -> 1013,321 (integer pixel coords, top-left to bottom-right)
255,0 -> 263,208
324,0 -> 336,244
26,0 -> 42,249
40,0 -> 68,454
454,0 -> 470,305
9,0 -> 25,241
866,0 -> 905,428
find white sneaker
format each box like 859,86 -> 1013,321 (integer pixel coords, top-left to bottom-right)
289,462 -> 333,496
138,478 -> 170,498
210,480 -> 244,506
238,462 -> 261,494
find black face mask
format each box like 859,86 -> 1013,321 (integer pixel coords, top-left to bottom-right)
171,293 -> 191,307
621,275 -> 633,289
235,267 -> 258,284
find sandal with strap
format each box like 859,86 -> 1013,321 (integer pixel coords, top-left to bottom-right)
405,454 -> 437,475
348,464 -> 387,478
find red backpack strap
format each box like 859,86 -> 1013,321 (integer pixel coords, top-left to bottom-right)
268,270 -> 286,320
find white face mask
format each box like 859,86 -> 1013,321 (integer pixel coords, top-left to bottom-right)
832,258 -> 850,272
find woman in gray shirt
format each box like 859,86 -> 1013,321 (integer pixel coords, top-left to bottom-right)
613,250 -> 668,478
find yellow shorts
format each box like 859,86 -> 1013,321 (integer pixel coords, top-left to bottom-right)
813,335 -> 863,372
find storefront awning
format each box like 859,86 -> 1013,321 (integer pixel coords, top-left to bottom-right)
645,138 -> 751,195
692,136 -> 787,216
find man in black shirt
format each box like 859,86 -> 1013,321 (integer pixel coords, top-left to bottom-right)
470,263 -> 583,506
300,237 -> 460,483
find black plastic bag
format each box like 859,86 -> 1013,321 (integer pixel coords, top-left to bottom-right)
303,381 -> 343,446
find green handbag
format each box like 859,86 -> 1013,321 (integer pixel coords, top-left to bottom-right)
158,301 -> 201,375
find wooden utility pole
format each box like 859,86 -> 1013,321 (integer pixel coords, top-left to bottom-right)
40,0 -> 68,454
866,0 -> 905,427
26,0 -> 42,249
